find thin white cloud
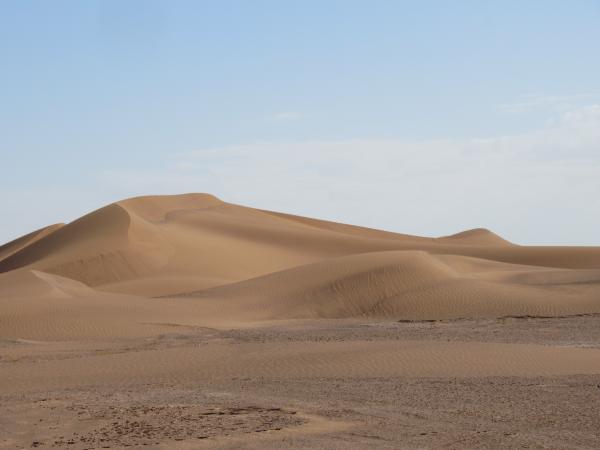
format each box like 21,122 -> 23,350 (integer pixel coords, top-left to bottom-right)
497,93 -> 600,114
97,104 -> 600,245
270,111 -> 303,121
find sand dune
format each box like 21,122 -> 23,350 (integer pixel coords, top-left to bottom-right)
0,268 -> 181,340
1,192 -> 600,335
0,223 -> 63,263
179,250 -> 600,321
0,269 -> 95,299
438,227 -> 514,246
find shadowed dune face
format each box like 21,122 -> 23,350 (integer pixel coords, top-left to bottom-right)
1,192 -> 600,335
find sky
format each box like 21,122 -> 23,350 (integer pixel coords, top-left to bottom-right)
1,0 -> 600,245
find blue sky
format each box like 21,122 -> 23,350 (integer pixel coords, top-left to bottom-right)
2,1 -> 600,244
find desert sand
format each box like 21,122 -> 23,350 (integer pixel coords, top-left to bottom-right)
2,193 -> 600,449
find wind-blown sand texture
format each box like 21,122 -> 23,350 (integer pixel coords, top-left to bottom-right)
2,193 -> 600,449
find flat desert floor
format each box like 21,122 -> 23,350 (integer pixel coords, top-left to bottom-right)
2,194 -> 600,449
3,317 -> 600,449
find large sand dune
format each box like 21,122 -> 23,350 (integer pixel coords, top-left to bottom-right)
1,192 -> 600,337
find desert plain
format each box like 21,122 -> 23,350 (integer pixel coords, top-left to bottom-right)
2,193 -> 600,449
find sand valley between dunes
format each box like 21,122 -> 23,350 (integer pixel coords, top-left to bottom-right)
2,193 -> 600,449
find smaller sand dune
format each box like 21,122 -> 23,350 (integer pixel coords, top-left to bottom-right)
438,228 -> 514,246
179,250 -> 600,321
0,223 -> 63,263
0,204 -> 133,280
0,269 -> 95,299
0,269 -> 180,340
187,251 -> 455,319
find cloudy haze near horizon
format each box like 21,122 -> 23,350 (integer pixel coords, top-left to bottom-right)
2,1 -> 600,245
